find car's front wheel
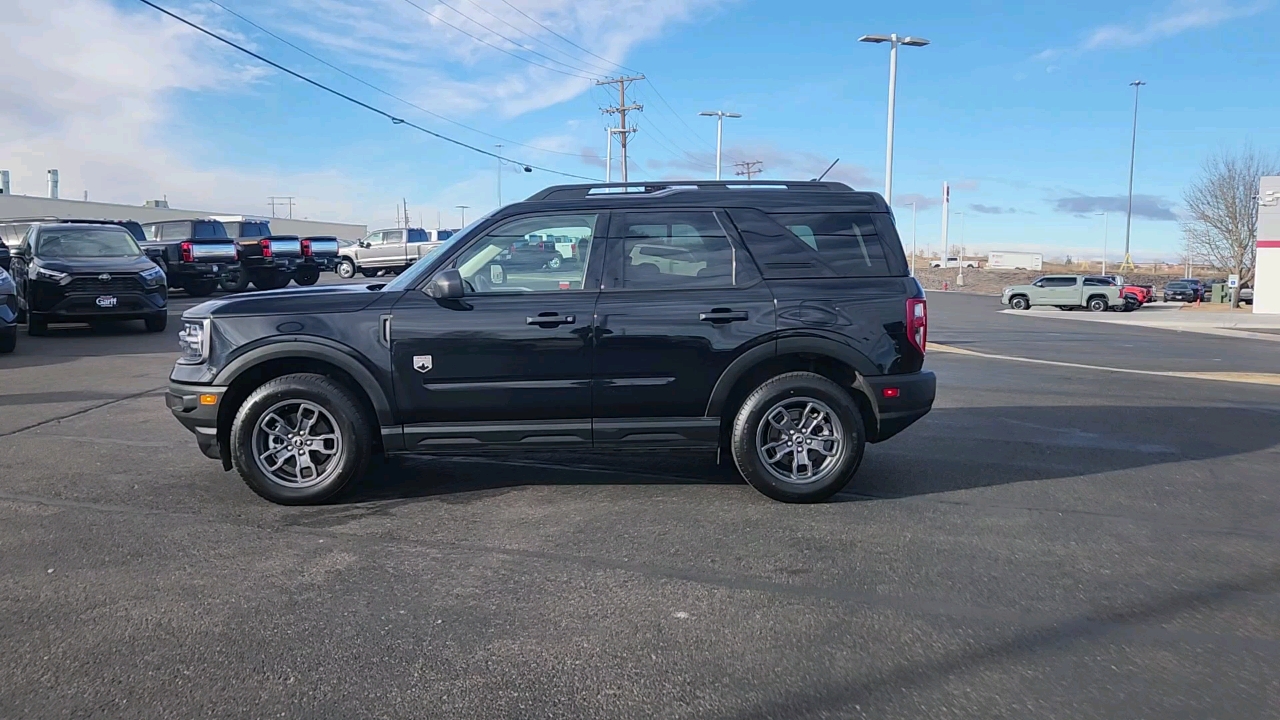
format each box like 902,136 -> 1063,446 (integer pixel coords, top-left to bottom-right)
229,374 -> 372,505
295,266 -> 320,286
26,313 -> 48,336
144,311 -> 168,332
1009,295 -> 1030,310
336,259 -> 356,279
730,372 -> 865,503
546,255 -> 562,270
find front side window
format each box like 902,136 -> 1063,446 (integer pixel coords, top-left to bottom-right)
363,232 -> 384,246
618,211 -> 736,289
36,227 -> 143,258
452,213 -> 597,293
1043,277 -> 1077,288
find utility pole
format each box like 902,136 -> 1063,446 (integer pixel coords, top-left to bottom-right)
1122,80 -> 1146,272
955,211 -> 966,286
859,33 -> 930,204
940,181 -> 950,269
456,205 -> 469,227
598,75 -> 644,183
698,110 -> 741,180
495,144 -> 503,206
268,196 -> 296,219
734,160 -> 763,180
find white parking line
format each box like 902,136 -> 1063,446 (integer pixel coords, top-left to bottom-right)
931,343 -> 1280,387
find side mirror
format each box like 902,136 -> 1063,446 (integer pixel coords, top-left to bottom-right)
424,268 -> 464,299
358,241 -> 370,248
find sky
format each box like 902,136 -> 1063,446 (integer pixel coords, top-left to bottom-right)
3,0 -> 1278,262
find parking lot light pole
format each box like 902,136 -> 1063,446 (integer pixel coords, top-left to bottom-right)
955,211 -> 966,286
456,205 -> 469,227
698,111 -> 741,180
859,33 -> 930,205
902,201 -> 919,275
1122,80 -> 1146,272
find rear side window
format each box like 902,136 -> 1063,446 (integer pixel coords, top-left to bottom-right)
615,211 -> 743,289
1083,277 -> 1114,286
726,208 -> 902,278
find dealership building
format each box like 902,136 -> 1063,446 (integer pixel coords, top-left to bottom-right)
1257,176 -> 1280,314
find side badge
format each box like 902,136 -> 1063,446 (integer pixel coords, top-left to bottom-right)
413,355 -> 433,373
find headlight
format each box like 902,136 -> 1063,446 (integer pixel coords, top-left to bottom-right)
177,319 -> 210,364
140,264 -> 166,287
33,266 -> 70,284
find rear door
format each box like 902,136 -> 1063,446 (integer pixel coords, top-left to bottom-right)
390,211 -> 604,450
592,209 -> 774,448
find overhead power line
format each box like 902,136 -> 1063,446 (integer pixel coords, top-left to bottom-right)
398,0 -> 596,80
435,0 -> 619,77
202,0 -> 601,160
134,0 -> 600,181
497,0 -> 633,74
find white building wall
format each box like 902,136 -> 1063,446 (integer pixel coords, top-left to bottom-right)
0,194 -> 366,240
1256,176 -> 1280,315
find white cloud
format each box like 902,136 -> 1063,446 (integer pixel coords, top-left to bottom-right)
1033,0 -> 1268,59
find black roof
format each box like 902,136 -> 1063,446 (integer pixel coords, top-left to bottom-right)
521,180 -> 888,212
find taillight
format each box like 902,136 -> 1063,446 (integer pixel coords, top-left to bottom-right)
180,241 -> 194,263
906,297 -> 927,354
261,239 -> 272,258
300,239 -> 312,256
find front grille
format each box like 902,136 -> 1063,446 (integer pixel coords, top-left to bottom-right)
67,275 -> 145,294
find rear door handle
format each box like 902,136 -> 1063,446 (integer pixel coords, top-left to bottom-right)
527,313 -> 576,327
699,310 -> 749,323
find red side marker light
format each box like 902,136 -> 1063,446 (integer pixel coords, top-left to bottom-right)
882,387 -> 901,398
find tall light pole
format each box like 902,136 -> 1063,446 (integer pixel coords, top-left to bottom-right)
698,110 -> 741,180
1122,80 -> 1146,272
456,205 -> 469,227
1096,212 -> 1109,274
955,211 -> 967,286
859,33 -> 930,204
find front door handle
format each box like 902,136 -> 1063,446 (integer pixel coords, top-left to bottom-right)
527,312 -> 576,327
699,309 -> 749,324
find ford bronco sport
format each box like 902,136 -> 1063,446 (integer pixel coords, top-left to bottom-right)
167,181 -> 935,504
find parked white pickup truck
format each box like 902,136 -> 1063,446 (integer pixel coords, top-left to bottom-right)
335,227 -> 455,278
930,256 -> 979,268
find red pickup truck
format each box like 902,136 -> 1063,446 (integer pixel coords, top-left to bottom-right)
1100,274 -> 1153,308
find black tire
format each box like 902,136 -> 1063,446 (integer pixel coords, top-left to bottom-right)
252,273 -> 291,291
27,313 -> 48,336
1009,295 -> 1030,310
229,373 -> 372,505
144,311 -> 168,333
295,266 -> 320,286
1087,296 -> 1109,312
221,269 -> 252,293
186,278 -> 218,297
546,255 -> 562,270
336,259 -> 356,279
730,371 -> 866,503
360,269 -> 381,278
0,325 -> 15,353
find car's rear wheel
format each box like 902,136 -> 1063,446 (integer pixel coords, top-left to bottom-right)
730,372 -> 865,503
220,269 -> 251,293
27,313 -> 48,336
0,325 -> 15,353
186,278 -> 218,297
229,373 -> 371,505
1009,295 -> 1030,310
336,259 -> 356,279
252,273 -> 291,291
1088,297 -> 1109,312
360,269 -> 381,278
295,266 -> 320,286
546,255 -> 562,270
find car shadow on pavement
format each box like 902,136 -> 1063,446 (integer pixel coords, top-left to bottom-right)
333,403 -> 1279,504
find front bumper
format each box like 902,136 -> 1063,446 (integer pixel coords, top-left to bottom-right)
27,284 -> 167,319
167,381 -> 227,461
863,371 -> 936,443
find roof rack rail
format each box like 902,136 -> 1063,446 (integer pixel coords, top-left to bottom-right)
526,179 -> 856,202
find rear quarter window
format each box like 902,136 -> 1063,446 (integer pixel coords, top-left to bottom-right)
726,208 -> 903,278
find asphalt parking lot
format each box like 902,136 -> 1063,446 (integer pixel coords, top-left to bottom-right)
1,283 -> 1278,719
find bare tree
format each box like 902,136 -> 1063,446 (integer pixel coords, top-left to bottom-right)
1182,147 -> 1280,304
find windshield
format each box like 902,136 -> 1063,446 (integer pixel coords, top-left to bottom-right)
36,227 -> 143,258
193,221 -> 229,239
382,212 -> 495,292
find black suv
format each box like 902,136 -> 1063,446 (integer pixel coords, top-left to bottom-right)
167,181 -> 935,505
10,222 -> 168,335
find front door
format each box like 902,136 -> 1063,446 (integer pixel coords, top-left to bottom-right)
390,211 -> 605,451
592,209 -> 775,448
370,230 -> 404,268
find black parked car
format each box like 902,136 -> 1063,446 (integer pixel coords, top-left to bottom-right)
1163,279 -> 1204,302
0,265 -> 17,352
10,222 -> 168,336
166,180 -> 935,505
139,219 -> 239,297
217,219 -> 326,291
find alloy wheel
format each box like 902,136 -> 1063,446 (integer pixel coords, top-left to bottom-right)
251,400 -> 344,489
755,397 -> 845,485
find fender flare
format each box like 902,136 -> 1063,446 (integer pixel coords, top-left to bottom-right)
704,334 -> 879,418
213,338 -> 394,425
